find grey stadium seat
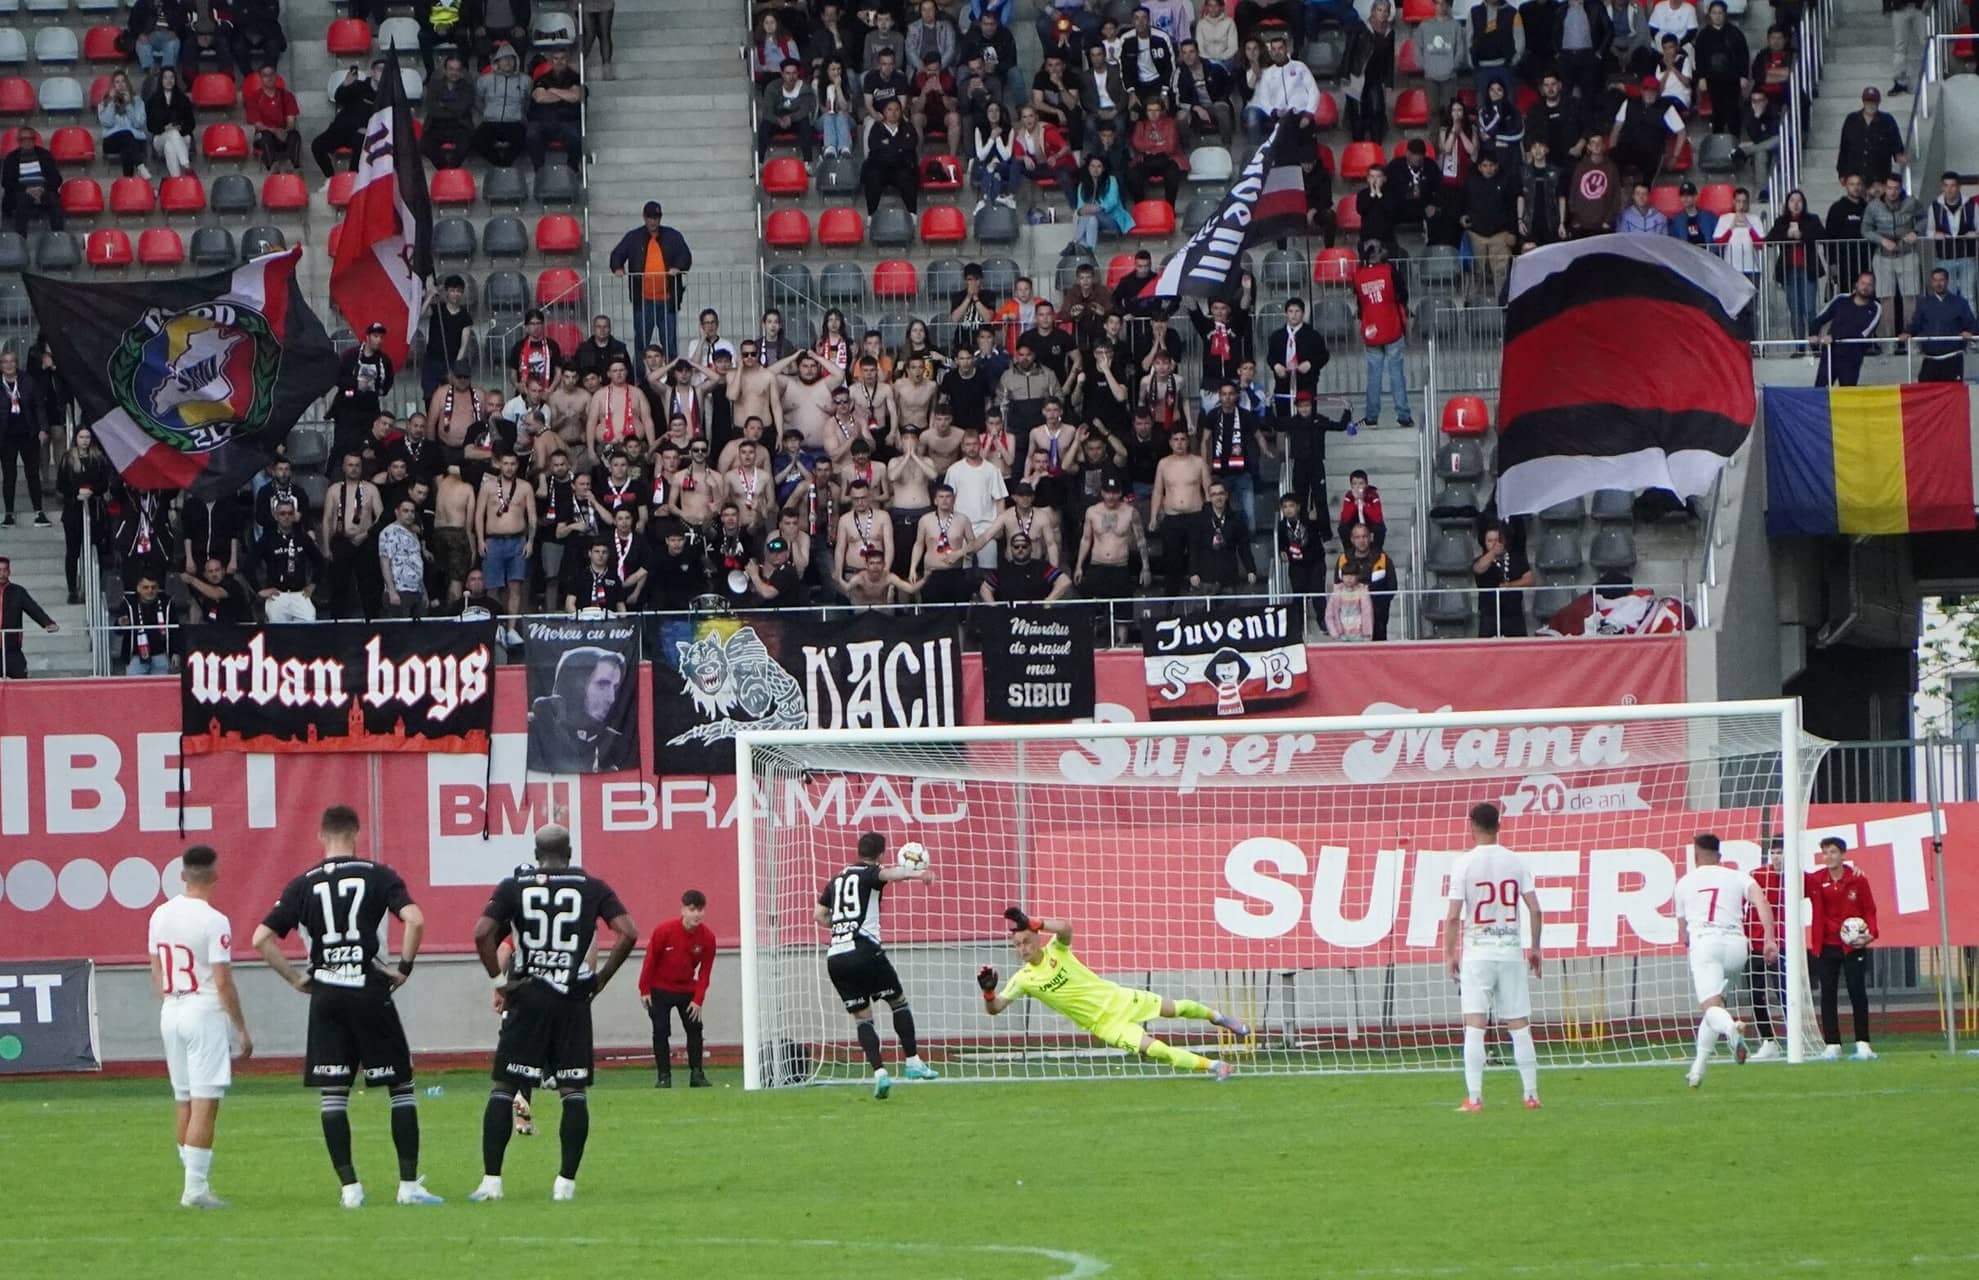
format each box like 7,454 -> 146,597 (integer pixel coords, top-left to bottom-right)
0,231 -> 25,272
869,206 -> 914,247
1262,248 -> 1307,295
1052,249 -> 1093,295
32,231 -> 80,270
209,173 -> 256,216
534,161 -> 578,206
431,216 -> 477,261
764,261 -> 813,309
484,270 -> 529,317
1536,496 -> 1585,524
1302,28 -> 1346,79
1182,191 -> 1221,234
482,216 -> 528,260
239,225 -> 286,258
923,257 -> 964,302
818,261 -> 864,305
1433,437 -> 1484,480
1422,590 -> 1475,631
973,205 -> 1019,246
979,257 -> 1019,299
1590,489 -> 1636,522
1534,527 -> 1583,574
816,155 -> 859,197
1416,244 -> 1461,294
187,225 -> 235,268
1425,527 -> 1477,574
1589,527 -> 1638,572
875,312 -> 911,351
1696,134 -> 1738,176
482,166 -> 528,207
0,281 -> 28,324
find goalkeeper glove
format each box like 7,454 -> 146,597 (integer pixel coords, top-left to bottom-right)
1003,907 -> 1035,933
977,965 -> 1000,993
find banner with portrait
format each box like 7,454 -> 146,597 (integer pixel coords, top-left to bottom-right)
523,617 -> 641,774
1140,602 -> 1308,717
979,604 -> 1097,723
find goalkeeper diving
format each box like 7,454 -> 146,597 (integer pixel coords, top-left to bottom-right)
978,908 -> 1249,1080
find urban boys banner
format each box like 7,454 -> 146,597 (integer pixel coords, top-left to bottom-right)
1141,602 -> 1308,717
980,604 -> 1096,723
652,612 -> 962,774
525,617 -> 640,774
180,622 -> 496,754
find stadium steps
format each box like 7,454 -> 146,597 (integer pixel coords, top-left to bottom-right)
1801,0 -> 1903,221
0,506 -> 95,676
1323,428 -> 1419,580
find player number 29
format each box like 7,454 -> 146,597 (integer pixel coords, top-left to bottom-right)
1471,878 -> 1522,927
519,885 -> 584,953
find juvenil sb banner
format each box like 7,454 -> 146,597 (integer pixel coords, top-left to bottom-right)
1762,383 -> 1976,535
524,617 -> 640,774
1142,601 -> 1308,717
652,612 -> 962,774
980,604 -> 1096,723
180,622 -> 495,754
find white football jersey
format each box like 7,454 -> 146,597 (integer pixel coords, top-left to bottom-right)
147,893 -> 234,1003
1673,863 -> 1755,937
1446,844 -> 1534,959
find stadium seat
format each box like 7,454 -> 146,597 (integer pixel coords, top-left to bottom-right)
1303,26 -> 1346,78
325,170 -> 355,209
137,226 -> 184,267
1262,247 -> 1306,292
919,204 -> 965,244
817,206 -> 864,248
484,269 -> 528,316
1315,143 -> 1335,175
325,222 -> 343,257
483,216 -> 528,259
1396,38 -> 1421,76
1434,436 -> 1484,480
1333,194 -> 1361,234
189,72 -> 235,109
238,225 -> 285,258
532,10 -> 577,45
975,256 -> 1016,299
1105,253 -> 1136,289
86,228 -> 132,267
159,174 -> 205,213
1401,0 -> 1435,21
817,260 -> 864,304
764,261 -> 813,308
872,259 -> 917,300
32,27 -> 77,63
187,224 -> 234,267
1697,183 -> 1735,215
761,155 -> 807,196
921,257 -> 963,302
1696,134 -> 1738,176
1649,184 -> 1684,217
1312,92 -> 1339,131
763,207 -> 811,249
1440,394 -> 1491,435
536,266 -> 583,308
34,230 -> 80,269
1666,134 -> 1693,173
0,76 -> 26,117
58,178 -> 101,216
535,214 -> 582,254
23,0 -> 68,16
1131,200 -> 1175,236
1534,526 -> 1583,574
1417,243 -> 1461,293
258,171 -> 304,211
207,172 -> 253,214
0,230 -> 24,271
533,160 -> 577,205
81,24 -> 120,61
1393,88 -> 1429,128
973,204 -> 1019,244
1188,145 -> 1233,183
325,17 -> 373,56
37,76 -> 83,113
0,279 -> 25,323
429,167 -> 476,205
200,121 -> 246,160
1590,489 -> 1636,522
108,176 -> 154,214
921,152 -> 962,190
869,205 -> 914,247
816,153 -> 858,196
1314,246 -> 1357,285
482,166 -> 527,206
85,74 -> 109,108
1340,142 -> 1384,181
377,16 -> 421,51
431,216 -> 476,261
1589,526 -> 1638,572
1181,191 -> 1220,232
546,319 -> 581,353
0,27 -> 21,65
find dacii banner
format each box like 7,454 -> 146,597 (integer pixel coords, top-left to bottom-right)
1142,602 -> 1308,717
980,604 -> 1096,723
180,622 -> 496,754
653,612 -> 962,774
524,617 -> 641,774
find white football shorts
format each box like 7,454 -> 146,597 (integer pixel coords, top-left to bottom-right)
161,999 -> 233,1101
1460,953 -> 1532,1021
1688,932 -> 1750,1005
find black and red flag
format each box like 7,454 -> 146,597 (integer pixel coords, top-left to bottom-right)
329,47 -> 432,367
1140,112 -> 1310,307
1494,234 -> 1756,516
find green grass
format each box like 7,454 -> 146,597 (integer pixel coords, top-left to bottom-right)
5,1048 -> 1975,1280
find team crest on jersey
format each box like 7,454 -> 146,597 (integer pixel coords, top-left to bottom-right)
108,301 -> 281,454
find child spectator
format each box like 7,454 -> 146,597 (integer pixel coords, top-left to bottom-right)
1326,564 -> 1375,640
1337,470 -> 1386,546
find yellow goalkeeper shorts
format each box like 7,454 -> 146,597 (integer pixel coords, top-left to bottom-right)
1088,988 -> 1163,1052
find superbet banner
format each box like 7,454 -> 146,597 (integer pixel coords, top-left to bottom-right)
3,635 -> 1972,966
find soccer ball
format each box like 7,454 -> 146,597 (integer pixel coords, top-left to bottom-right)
898,841 -> 930,871
1840,916 -> 1871,948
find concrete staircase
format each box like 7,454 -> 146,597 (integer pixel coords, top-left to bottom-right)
0,507 -> 95,676
1802,0 -> 1906,220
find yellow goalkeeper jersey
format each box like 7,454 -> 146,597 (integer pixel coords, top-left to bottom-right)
998,937 -> 1123,1029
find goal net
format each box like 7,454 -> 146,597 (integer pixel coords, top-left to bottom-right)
737,701 -> 1829,1088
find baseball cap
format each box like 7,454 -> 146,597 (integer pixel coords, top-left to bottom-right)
1294,390 -> 1314,405
1009,480 -> 1033,497
643,200 -> 663,217
1640,75 -> 1661,93
1678,180 -> 1698,195
766,537 -> 789,554
1862,86 -> 1881,102
366,321 -> 387,334
1101,476 -> 1123,492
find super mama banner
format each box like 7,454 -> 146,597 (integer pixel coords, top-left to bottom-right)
179,622 -> 496,754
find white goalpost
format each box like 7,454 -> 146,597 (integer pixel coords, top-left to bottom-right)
736,700 -> 1829,1090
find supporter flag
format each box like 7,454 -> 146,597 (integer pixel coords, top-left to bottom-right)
1495,234 -> 1756,516
1762,383 -> 1976,535
1142,601 -> 1308,717
329,47 -> 432,367
523,615 -> 642,774
1139,112 -> 1310,306
23,247 -> 339,497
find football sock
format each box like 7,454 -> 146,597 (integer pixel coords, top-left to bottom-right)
183,1145 -> 212,1197
1172,999 -> 1214,1020
891,1004 -> 920,1059
855,1020 -> 883,1072
388,1084 -> 420,1181
1143,1038 -> 1209,1072
1510,1027 -> 1538,1097
320,1090 -> 357,1185
558,1092 -> 589,1181
1693,1019 -> 1719,1070
1462,1026 -> 1486,1101
482,1090 -> 515,1177
1704,1006 -> 1736,1039
176,1143 -> 189,1168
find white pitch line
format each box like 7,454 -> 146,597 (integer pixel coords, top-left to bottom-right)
1328,1252 -> 1979,1278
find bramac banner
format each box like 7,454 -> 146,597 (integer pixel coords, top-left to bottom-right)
651,612 -> 963,774
524,617 -> 641,774
980,605 -> 1096,723
0,960 -> 100,1074
179,621 -> 496,754
1141,602 -> 1308,717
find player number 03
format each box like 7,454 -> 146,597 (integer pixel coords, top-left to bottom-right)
519,885 -> 584,952
155,943 -> 198,994
1471,878 -> 1522,927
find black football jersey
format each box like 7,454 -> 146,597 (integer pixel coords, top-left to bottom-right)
261,858 -> 415,990
482,867 -> 628,995
819,863 -> 885,957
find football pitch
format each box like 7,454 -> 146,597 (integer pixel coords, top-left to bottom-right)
6,1048 -> 1975,1280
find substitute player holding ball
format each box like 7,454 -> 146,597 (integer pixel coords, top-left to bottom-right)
1442,802 -> 1544,1112
980,908 -> 1248,1079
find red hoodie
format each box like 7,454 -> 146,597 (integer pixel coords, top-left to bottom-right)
1806,865 -> 1877,950
1338,487 -> 1385,533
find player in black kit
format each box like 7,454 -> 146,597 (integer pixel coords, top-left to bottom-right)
816,832 -> 939,1099
469,823 -> 638,1203
251,804 -> 442,1208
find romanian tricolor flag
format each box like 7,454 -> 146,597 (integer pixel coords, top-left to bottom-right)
1762,384 -> 1976,535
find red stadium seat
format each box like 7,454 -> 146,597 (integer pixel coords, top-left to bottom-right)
1340,142 -> 1384,181
1667,134 -> 1693,172
546,320 -> 581,354
762,208 -> 811,248
59,179 -> 103,216
1650,184 -> 1684,217
189,73 -> 236,110
138,227 -> 185,266
1313,92 -> 1339,130
0,78 -> 34,117
761,155 -> 807,196
325,18 -> 374,56
159,175 -> 206,213
429,167 -> 477,205
1314,246 -> 1357,285
108,176 -> 155,214
1517,84 -> 1539,115
1441,395 -> 1491,437
326,170 -> 356,209
327,222 -> 343,256
1131,200 -> 1176,237
816,205 -> 864,248
83,26 -> 126,63
1955,27 -> 1977,60
87,228 -> 133,267
1697,182 -> 1735,215
535,266 -> 583,307
919,204 -> 966,244
921,152 -> 962,190
261,172 -> 307,211
48,126 -> 93,164
88,76 -> 112,109
872,258 -> 918,299
1315,143 -> 1335,174
1401,0 -> 1435,21
1334,194 -> 1361,234
201,122 -> 247,160
1105,253 -> 1136,289
1392,89 -> 1429,128
1396,39 -> 1421,76
1391,139 -> 1437,161
535,214 -> 582,254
